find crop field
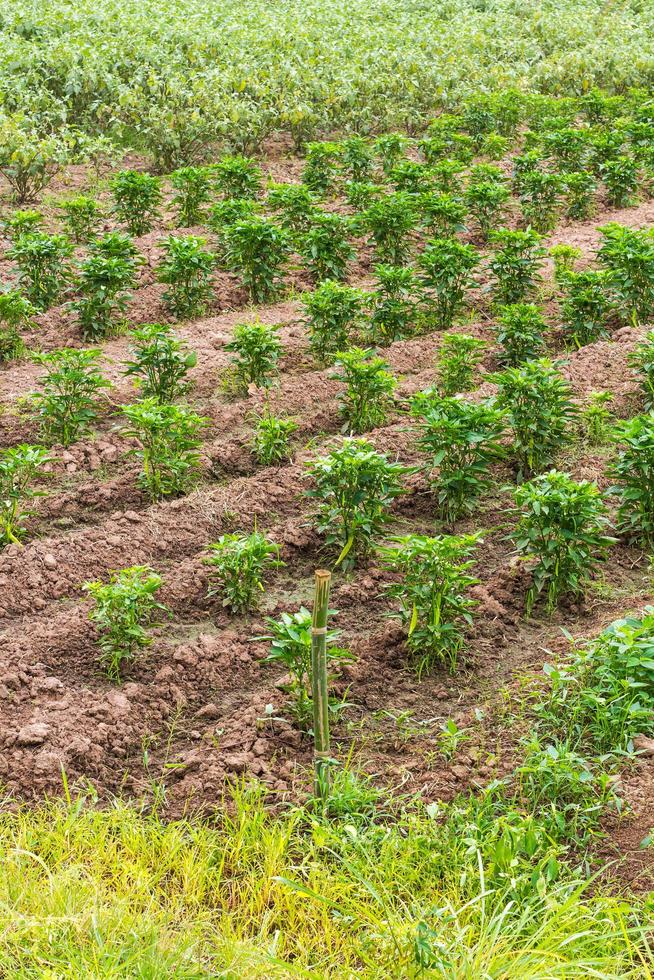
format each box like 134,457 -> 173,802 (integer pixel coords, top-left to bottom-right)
3,1 -> 654,975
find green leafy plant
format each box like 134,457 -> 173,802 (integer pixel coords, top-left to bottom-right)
110,170 -> 162,236
597,223 -> 654,325
156,234 -> 215,318
258,607 -> 349,730
122,398 -> 206,499
224,217 -> 289,302
300,212 -> 353,283
369,264 -> 417,346
344,180 -> 383,210
88,231 -> 141,264
601,156 -> 639,208
493,359 -> 576,478
436,332 -> 485,395
207,197 -> 260,260
7,233 -> 73,310
419,192 -> 467,239
431,159 -> 465,194
412,393 -> 505,520
60,196 -> 102,243
391,160 -> 434,195
170,166 -> 213,225
511,151 -> 543,194
84,566 -> 169,681
494,303 -> 547,365
0,122 -> 72,203
381,532 -> 480,675
339,136 -> 374,181
302,142 -> 341,196
306,437 -> 406,567
359,192 -> 418,265
303,281 -> 366,361
563,171 -> 597,220
204,531 -> 282,613
123,322 -> 196,402
251,412 -> 298,465
559,270 -> 611,349
31,348 -> 110,447
488,228 -> 546,306
332,347 -> 396,433
579,391 -> 613,445
71,253 -> 136,339
610,413 -> 654,544
518,171 -> 563,232
537,609 -> 654,755
267,182 -> 316,232
225,319 -> 281,391
3,209 -> 44,240
512,470 -> 613,615
0,444 -> 51,547
464,180 -> 509,240
374,132 -> 410,175
0,290 -> 36,362
629,330 -> 654,408
549,244 -> 581,284
213,154 -> 262,200
419,237 -> 479,329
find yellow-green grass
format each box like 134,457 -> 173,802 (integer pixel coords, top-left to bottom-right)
0,781 -> 651,978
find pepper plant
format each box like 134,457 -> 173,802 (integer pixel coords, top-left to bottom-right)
204,531 -> 282,613
412,393 -> 505,521
303,281 -> 366,361
493,358 -> 576,478
71,254 -> 136,339
332,347 -> 396,433
170,166 -> 213,225
419,237 -> 479,329
302,142 -> 341,196
494,303 -> 547,365
559,270 -> 611,348
563,172 -> 597,220
300,212 -> 353,283
122,398 -> 206,499
597,223 -> 654,325
267,182 -> 316,232
369,264 -> 417,345
213,154 -> 262,199
512,470 -> 614,615
84,566 -> 169,681
0,444 -> 51,547
60,196 -> 102,243
0,290 -> 36,362
488,228 -> 546,306
157,234 -> 215,318
31,348 -> 110,446
224,217 -> 289,302
436,332 -> 485,395
123,322 -> 196,402
359,192 -> 418,265
251,412 -> 298,465
381,533 -> 480,675
7,233 -> 73,310
306,437 -> 406,567
3,209 -> 43,241
629,330 -> 654,408
258,607 -> 349,731
110,170 -> 162,236
225,319 -> 282,391
419,192 -> 467,239
610,413 -> 654,544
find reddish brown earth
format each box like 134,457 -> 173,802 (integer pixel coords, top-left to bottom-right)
1,151 -> 654,888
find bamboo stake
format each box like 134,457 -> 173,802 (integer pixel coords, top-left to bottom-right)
311,568 -> 332,802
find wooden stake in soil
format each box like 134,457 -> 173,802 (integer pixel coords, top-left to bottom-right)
311,568 -> 332,803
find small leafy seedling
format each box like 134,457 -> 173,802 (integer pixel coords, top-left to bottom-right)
123,322 -> 196,402
251,412 -> 298,465
84,566 -> 169,681
225,319 -> 282,392
332,347 -> 396,433
122,398 -> 206,500
0,444 -> 51,547
204,531 -> 282,613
